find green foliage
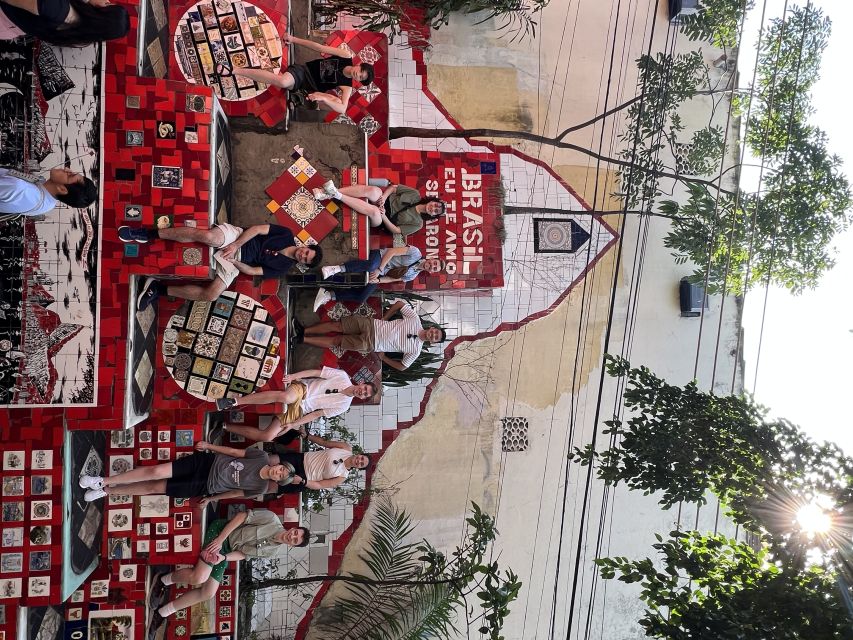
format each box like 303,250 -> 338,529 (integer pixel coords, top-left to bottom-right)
740,5 -> 831,159
312,0 -> 548,44
318,499 -> 521,640
678,0 -> 752,49
575,356 -> 853,559
663,126 -> 851,294
596,530 -> 852,640
618,51 -> 710,209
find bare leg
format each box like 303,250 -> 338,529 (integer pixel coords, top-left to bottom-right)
233,389 -> 298,407
225,417 -> 285,443
167,561 -> 212,587
339,185 -> 383,202
158,227 -> 225,246
303,321 -> 343,336
303,335 -> 344,349
332,193 -> 383,226
166,278 -> 228,303
103,462 -> 173,487
104,479 -> 167,496
162,575 -> 218,616
232,68 -> 295,90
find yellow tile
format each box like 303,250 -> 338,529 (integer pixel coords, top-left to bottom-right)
295,172 -> 309,184
266,200 -> 279,213
296,229 -> 312,243
326,201 -> 338,214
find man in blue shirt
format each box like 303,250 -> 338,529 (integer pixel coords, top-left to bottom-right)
118,223 -> 322,310
0,168 -> 96,219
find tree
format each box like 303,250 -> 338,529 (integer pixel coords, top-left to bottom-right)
242,500 -> 521,640
312,0 -> 548,43
389,4 -> 852,294
572,356 -> 853,555
678,0 -> 753,50
596,530 -> 853,640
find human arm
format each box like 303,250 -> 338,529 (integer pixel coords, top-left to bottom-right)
380,214 -> 402,235
305,476 -> 346,490
230,260 -> 263,276
195,441 -> 247,458
304,433 -> 351,451
281,409 -> 324,429
198,489 -> 246,508
219,224 -> 270,258
204,511 -> 248,555
307,87 -> 352,115
381,300 -> 406,321
224,551 -> 246,561
377,353 -> 407,371
282,369 -> 323,384
285,34 -> 351,57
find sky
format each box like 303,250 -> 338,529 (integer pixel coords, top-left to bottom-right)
740,0 -> 853,453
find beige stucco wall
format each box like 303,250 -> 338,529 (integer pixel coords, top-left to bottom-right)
307,1 -> 744,638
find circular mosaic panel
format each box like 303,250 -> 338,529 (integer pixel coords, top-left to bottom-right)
164,291 -> 281,401
174,0 -> 284,102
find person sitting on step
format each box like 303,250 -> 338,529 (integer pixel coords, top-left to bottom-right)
312,179 -> 446,237
293,298 -> 446,371
216,34 -> 373,115
311,245 -> 442,311
118,223 -> 322,310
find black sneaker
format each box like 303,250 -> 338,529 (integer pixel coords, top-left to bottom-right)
216,397 -> 237,411
118,226 -> 153,243
137,278 -> 161,312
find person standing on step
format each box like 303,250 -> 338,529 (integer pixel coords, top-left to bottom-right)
216,34 -> 373,115
214,367 -> 376,439
150,509 -> 308,626
293,299 -> 446,371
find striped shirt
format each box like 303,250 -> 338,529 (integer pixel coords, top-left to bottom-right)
372,303 -> 423,368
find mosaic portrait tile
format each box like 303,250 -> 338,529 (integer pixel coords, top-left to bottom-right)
212,297 -> 235,317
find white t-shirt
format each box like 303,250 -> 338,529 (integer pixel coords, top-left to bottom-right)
372,302 -> 423,368
303,448 -> 351,482
301,366 -> 354,417
0,169 -> 56,216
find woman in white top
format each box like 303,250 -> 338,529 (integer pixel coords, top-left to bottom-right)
269,430 -> 371,494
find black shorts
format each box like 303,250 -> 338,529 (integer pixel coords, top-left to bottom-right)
286,64 -> 311,92
164,452 -> 215,498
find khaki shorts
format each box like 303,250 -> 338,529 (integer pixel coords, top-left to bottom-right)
213,247 -> 241,286
215,223 -> 243,247
339,315 -> 375,352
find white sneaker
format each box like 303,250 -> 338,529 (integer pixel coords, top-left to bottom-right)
322,180 -> 342,199
84,488 -> 107,502
321,265 -> 344,279
79,474 -> 104,490
312,188 -> 332,201
313,288 -> 333,312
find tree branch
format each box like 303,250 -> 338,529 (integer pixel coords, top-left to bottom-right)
503,206 -> 683,220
